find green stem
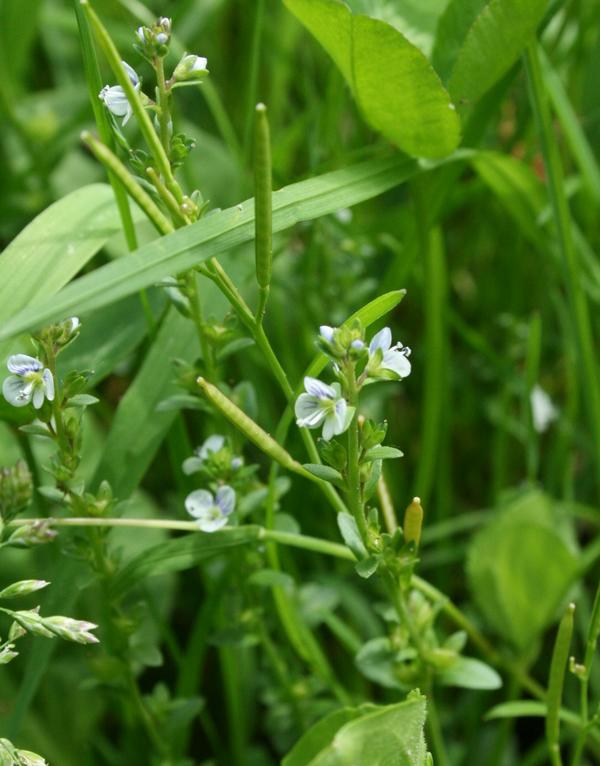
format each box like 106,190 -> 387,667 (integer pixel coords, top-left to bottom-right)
525,42 -> 600,497
184,272 -> 216,379
82,1 -> 175,189
154,56 -> 171,157
81,131 -> 174,235
345,367 -> 368,541
426,688 -> 449,766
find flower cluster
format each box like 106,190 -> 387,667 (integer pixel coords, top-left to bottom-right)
99,17 -> 208,128
295,324 -> 411,441
183,435 -> 243,533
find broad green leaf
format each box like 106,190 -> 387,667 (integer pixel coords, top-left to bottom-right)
91,308 -> 196,499
0,157 -> 418,341
467,490 -> 579,651
285,0 -> 460,158
345,0 -> 450,58
438,656 -> 502,690
309,693 -> 429,765
0,183 -> 128,363
433,0 -> 547,104
110,525 -> 262,598
283,705 -> 377,766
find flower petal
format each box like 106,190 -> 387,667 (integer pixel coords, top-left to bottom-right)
304,376 -> 334,399
32,384 -> 45,410
182,456 -> 204,475
121,60 -> 139,87
185,489 -> 214,518
2,376 -> 32,407
382,349 -> 411,378
369,327 -> 392,354
198,434 -> 225,460
42,369 -> 55,401
216,485 -> 236,516
196,514 -> 229,533
319,325 -> 335,342
295,394 -> 326,428
7,354 -> 42,375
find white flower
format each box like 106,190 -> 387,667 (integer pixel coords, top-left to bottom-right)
367,327 -> 411,380
2,355 -> 55,409
98,61 -> 140,126
185,486 -> 236,532
531,385 -> 558,433
295,377 -> 349,441
173,54 -> 209,83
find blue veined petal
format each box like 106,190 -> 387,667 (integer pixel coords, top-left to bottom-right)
295,393 -> 326,428
185,489 -> 214,518
216,485 -> 236,516
7,354 -> 42,375
42,369 -> 55,401
304,376 -> 335,399
2,376 -> 33,407
368,327 -> 392,354
121,60 -> 140,87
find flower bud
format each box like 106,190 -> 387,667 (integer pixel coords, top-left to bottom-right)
173,54 -> 209,83
11,608 -> 54,638
8,519 -> 57,548
403,496 -> 423,547
0,580 -> 50,600
43,616 -> 99,645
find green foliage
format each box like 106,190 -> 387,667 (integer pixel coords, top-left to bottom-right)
283,693 -> 429,765
467,491 -> 579,651
433,0 -> 548,104
284,0 -> 461,158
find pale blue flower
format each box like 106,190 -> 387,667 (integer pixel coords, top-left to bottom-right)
99,61 -> 140,126
295,377 -> 349,441
367,327 -> 411,379
319,325 -> 335,342
185,486 -> 236,532
2,355 -> 55,409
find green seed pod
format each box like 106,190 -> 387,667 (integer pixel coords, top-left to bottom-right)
546,602 -> 575,758
403,496 -> 423,547
254,103 -> 272,317
197,377 -> 302,475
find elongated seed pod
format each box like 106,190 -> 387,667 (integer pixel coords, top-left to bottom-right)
254,103 -> 272,316
197,377 -> 302,474
546,602 -> 575,764
403,497 -> 423,547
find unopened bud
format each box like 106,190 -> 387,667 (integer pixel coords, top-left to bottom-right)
173,54 -> 209,83
403,497 -> 423,547
0,580 -> 50,600
8,520 -> 57,547
43,616 -> 99,645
